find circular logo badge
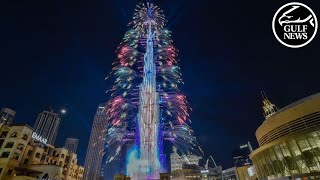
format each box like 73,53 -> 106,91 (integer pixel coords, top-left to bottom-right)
272,2 -> 318,48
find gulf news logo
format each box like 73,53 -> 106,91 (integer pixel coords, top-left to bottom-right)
272,2 -> 318,48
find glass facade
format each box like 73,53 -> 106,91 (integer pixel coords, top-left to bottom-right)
252,130 -> 320,180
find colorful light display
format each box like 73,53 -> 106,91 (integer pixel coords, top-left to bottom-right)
105,3 -> 202,179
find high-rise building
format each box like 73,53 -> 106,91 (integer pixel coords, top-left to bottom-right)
0,108 -> 16,126
33,110 -> 61,145
104,3 -> 201,179
84,104 -> 108,180
64,138 -> 79,153
232,142 -> 253,167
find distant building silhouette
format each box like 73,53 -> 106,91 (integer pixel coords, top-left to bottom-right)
0,108 -> 16,126
33,109 -> 60,145
232,142 -> 253,167
64,137 -> 79,153
84,104 -> 108,180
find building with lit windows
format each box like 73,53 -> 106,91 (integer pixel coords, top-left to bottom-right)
0,123 -> 84,180
171,165 -> 223,180
170,146 -> 202,172
33,109 -> 61,145
84,104 -> 108,180
250,92 -> 320,180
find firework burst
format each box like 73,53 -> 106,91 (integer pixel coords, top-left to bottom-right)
104,3 -> 202,178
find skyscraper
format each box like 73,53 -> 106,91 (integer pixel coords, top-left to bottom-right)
0,108 -> 16,126
105,3 -> 201,179
33,110 -> 60,145
64,137 -> 79,153
84,104 -> 108,180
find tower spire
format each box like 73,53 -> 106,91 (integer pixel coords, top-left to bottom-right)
261,91 -> 277,119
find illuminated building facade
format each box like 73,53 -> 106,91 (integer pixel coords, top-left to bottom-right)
84,104 -> 108,180
222,166 -> 256,180
170,146 -> 202,172
33,110 -> 61,145
0,123 -> 84,180
250,92 -> 320,179
171,165 -> 222,180
222,167 -> 238,180
0,108 -> 16,126
104,3 -> 201,179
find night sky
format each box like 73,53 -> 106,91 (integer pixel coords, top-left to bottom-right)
1,0 -> 320,169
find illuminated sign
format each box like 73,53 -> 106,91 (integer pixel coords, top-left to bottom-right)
32,132 -> 47,144
201,170 -> 209,174
240,144 -> 248,149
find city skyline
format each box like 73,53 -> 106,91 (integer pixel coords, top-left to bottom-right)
1,0 -> 320,169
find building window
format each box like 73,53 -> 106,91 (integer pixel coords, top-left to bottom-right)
0,168 -> 2,174
61,154 -> 65,158
24,158 -> 29,164
17,144 -> 25,151
41,154 -> 46,161
22,133 -> 28,140
4,142 -> 14,148
0,139 -> 4,148
1,152 -> 10,158
13,153 -> 20,160
7,169 -> 13,175
42,173 -> 49,179
10,132 -> 17,138
27,150 -> 32,156
0,131 -> 8,138
65,156 -> 70,163
35,153 -> 41,158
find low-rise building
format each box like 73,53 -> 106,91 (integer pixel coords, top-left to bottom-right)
250,92 -> 320,180
114,174 -> 131,180
170,146 -> 202,172
222,166 -> 257,180
172,165 -> 222,180
0,123 -> 84,180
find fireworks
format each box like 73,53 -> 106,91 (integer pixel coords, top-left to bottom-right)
104,2 -> 202,179
130,3 -> 166,36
